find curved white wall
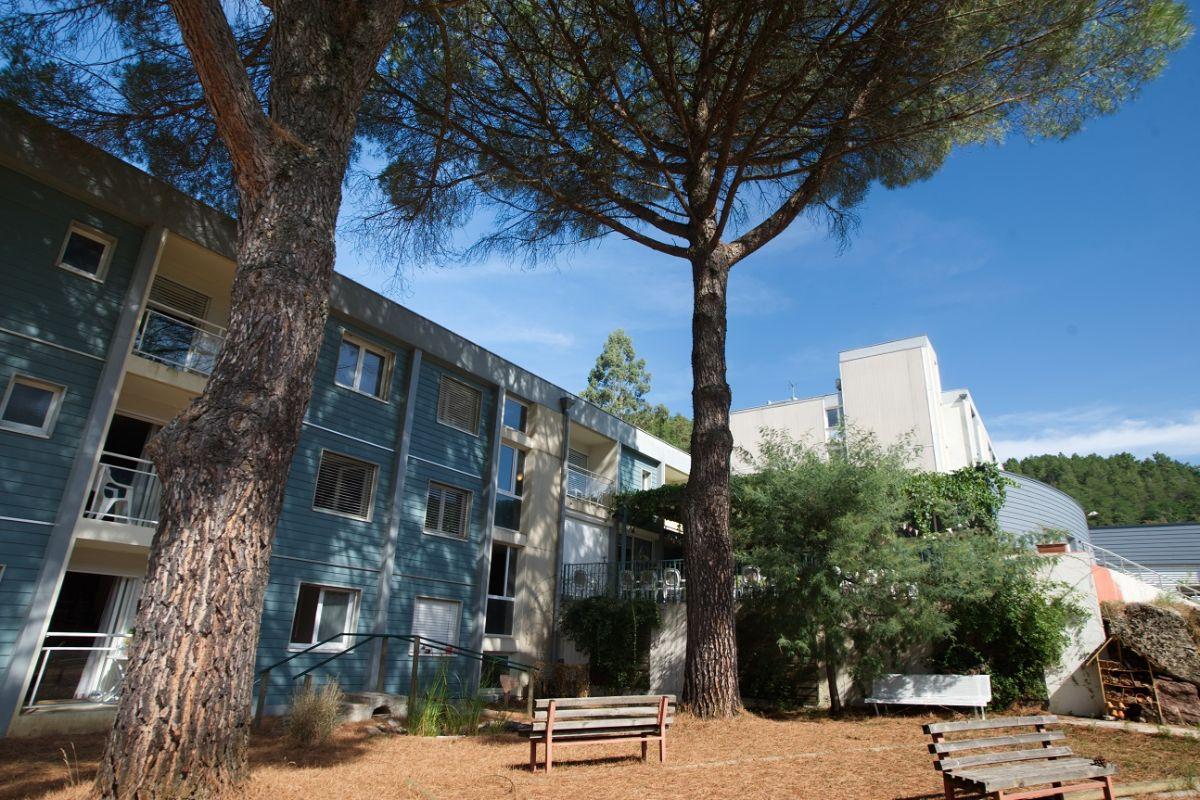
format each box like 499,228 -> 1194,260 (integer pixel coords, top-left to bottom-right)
998,471 -> 1090,545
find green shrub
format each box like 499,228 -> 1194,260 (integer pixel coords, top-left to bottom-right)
287,681 -> 344,747
559,596 -> 660,691
408,665 -> 485,736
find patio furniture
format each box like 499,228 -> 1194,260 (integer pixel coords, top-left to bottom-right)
638,569 -> 658,598
924,715 -> 1117,800
867,674 -> 991,718
523,694 -> 674,772
661,568 -> 684,602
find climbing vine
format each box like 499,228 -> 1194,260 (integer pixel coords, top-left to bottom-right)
560,596 -> 661,691
905,462 -> 1013,535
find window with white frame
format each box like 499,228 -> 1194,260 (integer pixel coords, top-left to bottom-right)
824,406 -> 843,441
312,450 -> 377,519
436,374 -> 481,434
0,376 -> 65,437
412,596 -> 461,654
485,543 -> 517,636
424,481 -> 471,539
335,333 -> 391,400
502,396 -> 528,433
640,468 -> 655,491
289,583 -> 359,649
56,222 -> 116,280
494,444 -> 525,531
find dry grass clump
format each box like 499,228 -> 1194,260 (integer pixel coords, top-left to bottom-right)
286,681 -> 344,748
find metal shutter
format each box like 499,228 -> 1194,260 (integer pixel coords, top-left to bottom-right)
412,597 -> 460,647
149,276 -> 210,320
425,482 -> 470,538
437,375 -> 481,433
313,452 -> 375,517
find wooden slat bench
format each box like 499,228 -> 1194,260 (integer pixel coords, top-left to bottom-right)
924,715 -> 1116,800
522,694 -> 675,772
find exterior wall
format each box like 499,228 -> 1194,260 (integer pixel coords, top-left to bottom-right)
998,472 -> 1091,546
838,337 -> 941,470
0,110 -> 694,731
619,447 -> 661,492
1089,523 -> 1200,588
728,395 -> 830,472
0,164 -> 142,683
648,603 -> 686,695
1039,551 -> 1106,718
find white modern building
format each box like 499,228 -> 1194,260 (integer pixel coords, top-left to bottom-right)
730,335 -> 996,473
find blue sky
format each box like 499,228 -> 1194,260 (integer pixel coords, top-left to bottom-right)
336,27 -> 1200,465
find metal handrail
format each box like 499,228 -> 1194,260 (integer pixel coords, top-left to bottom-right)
1065,533 -> 1187,596
253,632 -> 537,727
566,463 -> 615,506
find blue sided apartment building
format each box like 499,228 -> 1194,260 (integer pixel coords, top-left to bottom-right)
0,110 -> 691,737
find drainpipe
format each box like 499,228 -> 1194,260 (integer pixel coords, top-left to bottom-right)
549,396 -> 574,663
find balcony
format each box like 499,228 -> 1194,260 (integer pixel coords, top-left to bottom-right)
560,560 -> 764,604
133,303 -> 226,377
83,452 -> 161,528
566,464 -> 615,507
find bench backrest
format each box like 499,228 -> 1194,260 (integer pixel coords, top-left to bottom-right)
924,715 -> 1072,772
873,674 -> 991,705
532,694 -> 676,734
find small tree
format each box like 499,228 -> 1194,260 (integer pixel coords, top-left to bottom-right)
582,329 -> 653,418
369,0 -> 1191,717
733,429 -> 1081,712
628,404 -> 693,452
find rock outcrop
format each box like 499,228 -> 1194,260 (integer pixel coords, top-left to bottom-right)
1155,677 -> 1200,726
1105,602 -> 1200,685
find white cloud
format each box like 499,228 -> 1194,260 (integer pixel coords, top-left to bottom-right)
993,408 -> 1200,462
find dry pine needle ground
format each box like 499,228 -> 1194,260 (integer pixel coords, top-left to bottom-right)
4,711 -> 1198,800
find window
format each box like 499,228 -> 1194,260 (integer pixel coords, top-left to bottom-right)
412,596 -> 461,654
502,397 -> 528,432
335,334 -> 391,400
640,468 -> 655,491
312,451 -> 377,519
494,444 -> 525,531
436,374 -> 481,434
289,583 -> 358,649
56,222 -> 115,280
0,376 -> 65,437
825,406 -> 843,442
424,481 -> 471,539
485,544 -> 518,636
568,448 -> 589,470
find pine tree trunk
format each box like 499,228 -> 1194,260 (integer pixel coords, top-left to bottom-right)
681,254 -> 742,718
824,633 -> 843,717
92,1 -> 403,792
93,158 -> 343,799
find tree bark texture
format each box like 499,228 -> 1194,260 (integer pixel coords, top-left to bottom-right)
95,2 -> 404,796
681,254 -> 742,718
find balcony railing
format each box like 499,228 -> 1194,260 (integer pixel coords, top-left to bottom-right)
24,632 -> 131,710
560,560 -> 763,604
83,452 -> 161,528
566,464 -> 615,507
133,303 -> 226,377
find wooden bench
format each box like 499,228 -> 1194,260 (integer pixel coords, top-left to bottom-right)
868,674 -> 991,718
522,694 -> 674,772
924,715 -> 1116,800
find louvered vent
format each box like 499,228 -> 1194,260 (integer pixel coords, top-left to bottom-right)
313,451 -> 376,518
425,482 -> 471,538
437,375 -> 481,434
149,276 -> 210,320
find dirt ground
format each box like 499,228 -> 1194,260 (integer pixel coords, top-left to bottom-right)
4,711 -> 1198,800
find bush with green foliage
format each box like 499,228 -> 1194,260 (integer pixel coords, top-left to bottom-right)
559,596 -> 660,691
408,665 -> 486,736
731,428 -> 1083,711
287,681 -> 344,748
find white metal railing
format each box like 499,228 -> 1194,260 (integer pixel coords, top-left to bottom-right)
566,463 -> 615,507
1066,533 -> 1198,598
83,452 -> 161,528
133,303 -> 226,377
24,632 -> 131,710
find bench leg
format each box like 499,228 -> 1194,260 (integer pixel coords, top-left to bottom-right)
530,740 -> 537,773
659,736 -> 666,764
641,739 -> 648,763
546,739 -> 553,772
1100,777 -> 1115,800
942,774 -> 955,800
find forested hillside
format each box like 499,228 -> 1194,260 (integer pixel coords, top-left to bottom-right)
1003,452 -> 1200,527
